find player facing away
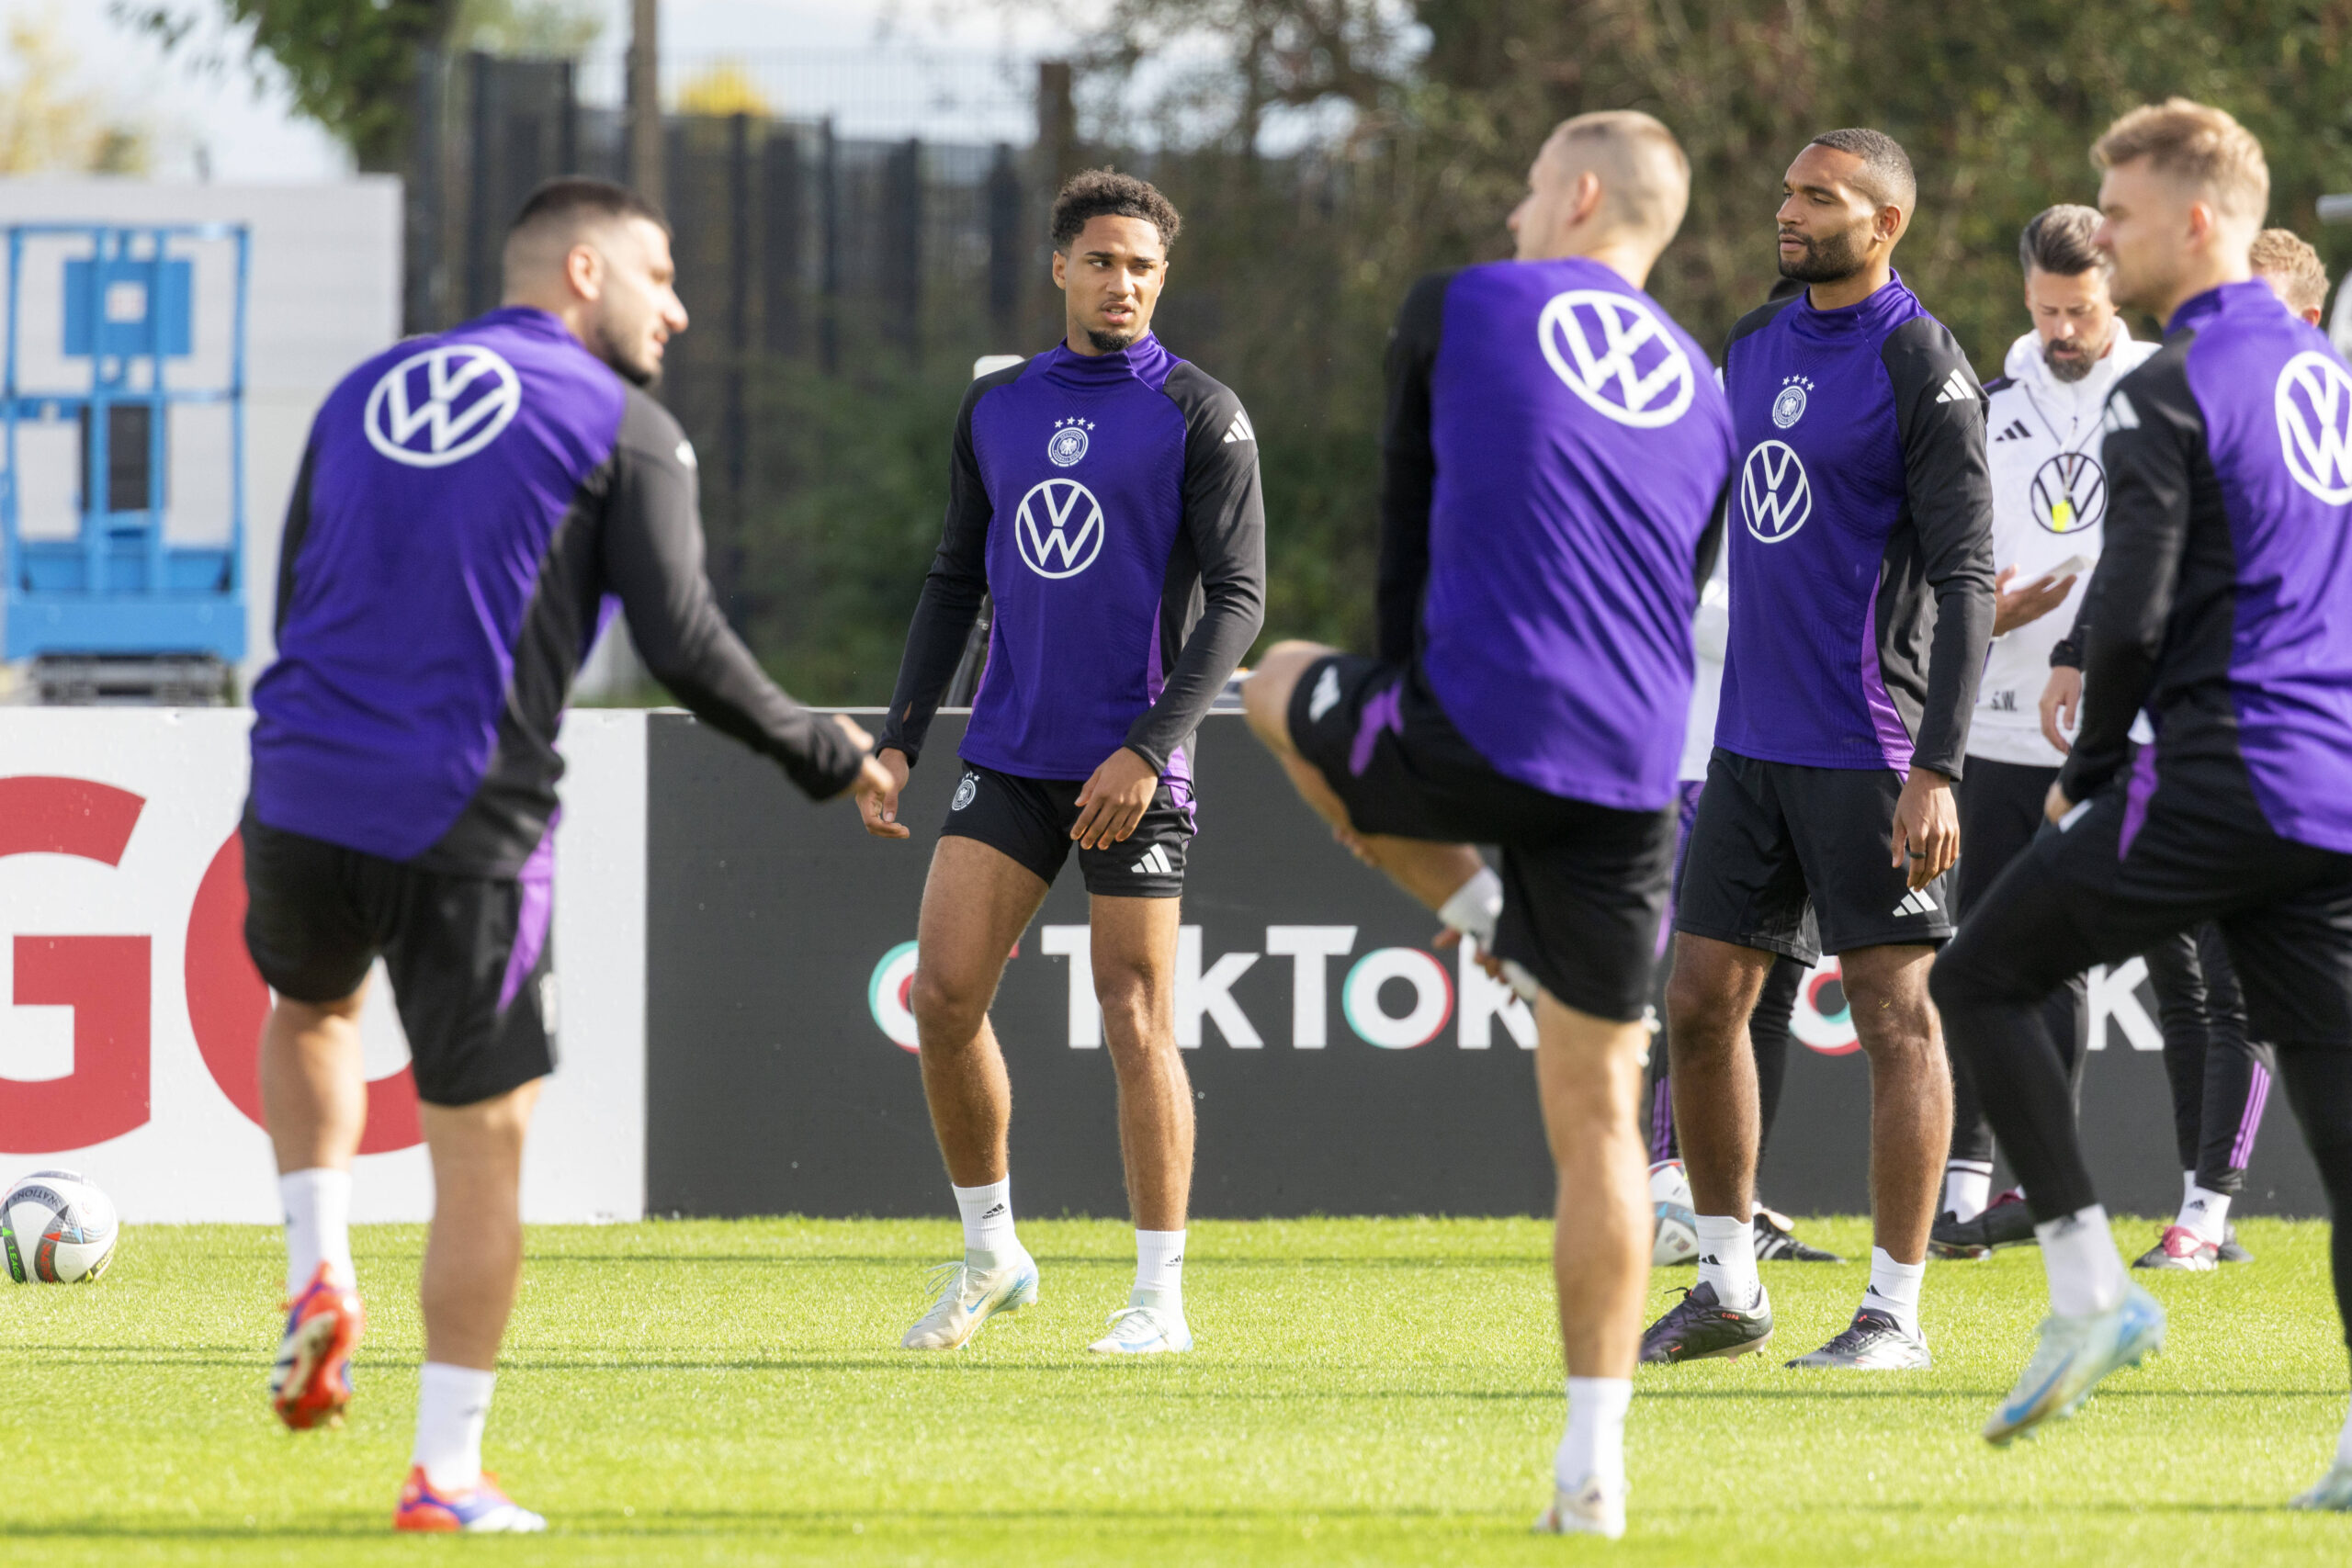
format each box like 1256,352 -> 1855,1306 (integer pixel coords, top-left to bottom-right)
1241,112 -> 1735,1538
1649,129 -> 1996,1371
1929,206 -> 2154,1257
1931,105 -> 2352,1487
247,180 -> 889,1530
859,170 -> 1265,1357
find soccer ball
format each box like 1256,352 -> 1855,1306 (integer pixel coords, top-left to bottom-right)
3,1169 -> 119,1283
1649,1160 -> 1700,1266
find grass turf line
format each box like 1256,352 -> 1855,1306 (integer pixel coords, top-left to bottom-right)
3,1216 -> 2349,1565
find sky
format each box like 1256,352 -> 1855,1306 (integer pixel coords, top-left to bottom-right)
0,0 -> 1080,184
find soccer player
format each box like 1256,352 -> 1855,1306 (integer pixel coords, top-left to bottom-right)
1929,206 -> 2154,1258
860,170 -> 1265,1358
1241,111 -> 1735,1538
1648,129 -> 1996,1371
1929,104 -> 2352,1489
248,179 -> 890,1529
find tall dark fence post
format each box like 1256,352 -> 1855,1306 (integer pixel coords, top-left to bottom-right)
987,141 -> 1023,345
404,48 -> 445,333
558,61 -> 579,175
466,51 -> 496,317
723,111 -> 752,626
884,137 -> 922,366
819,117 -> 840,375
763,130 -> 802,358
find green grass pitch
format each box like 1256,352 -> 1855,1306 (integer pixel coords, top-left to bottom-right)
6,1216 -> 2352,1564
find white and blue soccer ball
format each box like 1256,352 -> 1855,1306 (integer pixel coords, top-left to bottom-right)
3,1169 -> 119,1284
1649,1160 -> 1700,1267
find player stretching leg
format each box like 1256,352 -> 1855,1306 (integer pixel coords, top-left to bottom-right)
1931,107 -> 2352,1490
1652,130 -> 1996,1371
862,171 -> 1264,1357
1243,114 -> 1735,1537
249,180 -> 888,1529
1931,206 -> 2153,1259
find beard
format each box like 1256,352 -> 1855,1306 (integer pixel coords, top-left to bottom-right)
588,318 -> 662,388
2042,325 -> 2113,384
1776,223 -> 1869,285
1084,325 -> 1140,354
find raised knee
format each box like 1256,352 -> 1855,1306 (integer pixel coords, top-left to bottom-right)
910,968 -> 989,1033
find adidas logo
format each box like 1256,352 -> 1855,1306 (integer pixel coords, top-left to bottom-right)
2102,389 -> 2141,434
1222,407 -> 1256,445
1993,418 -> 2031,442
980,1203 -> 1007,1219
1933,367 -> 1976,404
1891,887 -> 1939,918
1133,844 -> 1175,875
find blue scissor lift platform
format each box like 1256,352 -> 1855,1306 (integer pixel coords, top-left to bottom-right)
1,222 -> 250,703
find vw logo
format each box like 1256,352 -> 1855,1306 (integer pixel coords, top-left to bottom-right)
1740,440 -> 1811,543
1013,477 -> 1105,579
1536,289 -> 1695,429
362,344 -> 522,468
2030,451 -> 2106,535
2277,350 -> 2352,505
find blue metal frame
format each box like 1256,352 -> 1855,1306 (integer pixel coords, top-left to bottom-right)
2,222 -> 249,662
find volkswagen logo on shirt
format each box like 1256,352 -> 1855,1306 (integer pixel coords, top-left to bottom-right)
1535,289 -> 1696,428
1014,477 -> 1105,578
362,344 -> 523,468
1740,440 -> 1812,543
2277,350 -> 2352,505
2030,451 -> 2106,535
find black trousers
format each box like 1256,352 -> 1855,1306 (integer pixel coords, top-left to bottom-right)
1946,758 -> 2088,1168
2143,924 -> 2274,1193
1930,748 -> 2352,1344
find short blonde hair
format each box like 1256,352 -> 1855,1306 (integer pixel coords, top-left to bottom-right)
2092,98 -> 2268,224
1548,111 -> 1691,242
2250,227 -> 2329,315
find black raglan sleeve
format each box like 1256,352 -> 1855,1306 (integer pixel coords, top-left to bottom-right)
1375,272 -> 1453,664
1123,364 -> 1269,773
876,368 -> 1016,768
2057,355 -> 2199,805
601,390 -> 865,800
273,436 -> 320,639
1882,320 -> 1998,778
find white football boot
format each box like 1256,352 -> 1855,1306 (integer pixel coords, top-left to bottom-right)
1086,1292 -> 1192,1354
899,1253 -> 1038,1349
1534,1475 -> 1626,1539
2292,1459 -> 2352,1511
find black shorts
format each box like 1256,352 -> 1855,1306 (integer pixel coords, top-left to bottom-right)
1939,750 -> 2352,1050
1286,654 -> 1675,1023
1675,749 -> 1953,964
241,812 -> 556,1107
939,762 -> 1195,897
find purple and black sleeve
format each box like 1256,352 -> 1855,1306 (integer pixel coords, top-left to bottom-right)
1374,272 -> 1453,667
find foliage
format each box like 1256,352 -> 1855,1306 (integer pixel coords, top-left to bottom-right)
0,13 -> 153,174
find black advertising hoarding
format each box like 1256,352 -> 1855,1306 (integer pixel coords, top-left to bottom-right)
643,712 -> 2323,1219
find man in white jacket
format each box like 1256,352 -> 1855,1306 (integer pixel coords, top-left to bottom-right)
1931,206 -> 2160,1256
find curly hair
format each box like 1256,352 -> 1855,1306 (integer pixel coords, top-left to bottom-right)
1049,167 -> 1182,252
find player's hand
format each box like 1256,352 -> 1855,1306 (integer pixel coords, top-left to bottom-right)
1432,925 -> 1507,982
2039,666 -> 2083,755
831,712 -> 876,753
2044,780 -> 2075,826
1891,766 -> 1958,891
858,748 -> 912,839
1072,747 -> 1158,849
1992,563 -> 2076,637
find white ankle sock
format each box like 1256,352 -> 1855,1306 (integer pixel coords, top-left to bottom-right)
2177,1184 -> 2232,1244
952,1178 -> 1019,1263
1556,1376 -> 1633,1492
1861,1247 -> 1926,1338
279,1168 -> 354,1297
2036,1203 -> 2126,1317
1437,866 -> 1504,949
413,1363 -> 495,1494
1135,1228 -> 1185,1301
1942,1161 -> 1993,1224
1694,1214 -> 1759,1310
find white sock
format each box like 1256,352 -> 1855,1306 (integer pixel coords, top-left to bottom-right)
1694,1214 -> 1759,1310
1942,1161 -> 1994,1223
1135,1228 -> 1185,1303
1437,865 -> 1504,949
953,1179 -> 1020,1264
1861,1247 -> 1926,1338
279,1168 -> 354,1297
412,1362 -> 495,1494
2177,1184 -> 2232,1244
1556,1376 -> 1633,1492
2036,1203 -> 2127,1317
